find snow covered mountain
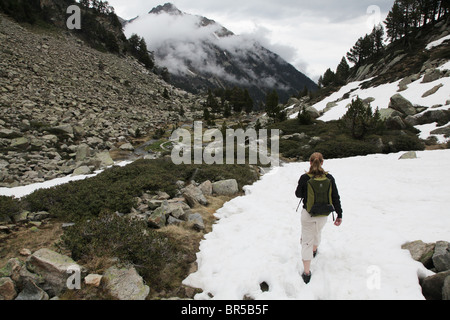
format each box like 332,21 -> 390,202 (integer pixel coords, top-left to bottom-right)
123,3 -> 317,104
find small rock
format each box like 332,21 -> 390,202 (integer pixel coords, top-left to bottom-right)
399,151 -> 417,160
19,248 -> 32,257
188,213 -> 205,231
84,274 -> 102,287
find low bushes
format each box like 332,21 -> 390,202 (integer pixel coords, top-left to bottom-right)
21,159 -> 258,222
61,212 -> 191,293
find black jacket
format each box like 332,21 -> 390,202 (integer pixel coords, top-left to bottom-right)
295,173 -> 343,218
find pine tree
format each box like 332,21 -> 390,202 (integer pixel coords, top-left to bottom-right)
265,89 -> 279,118
385,1 -> 404,41
321,68 -> 337,87
335,57 -> 350,85
243,89 -> 254,114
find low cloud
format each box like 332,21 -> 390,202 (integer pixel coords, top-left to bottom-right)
123,10 -> 295,88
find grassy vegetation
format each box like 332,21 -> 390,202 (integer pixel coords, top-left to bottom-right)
61,212 -> 189,294
270,117 -> 425,161
17,158 -> 258,223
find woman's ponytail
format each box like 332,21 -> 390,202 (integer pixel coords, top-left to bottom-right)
308,152 -> 326,177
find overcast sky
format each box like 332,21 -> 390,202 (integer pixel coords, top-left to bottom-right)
107,0 -> 394,81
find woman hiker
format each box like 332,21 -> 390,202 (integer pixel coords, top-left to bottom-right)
295,152 -> 343,284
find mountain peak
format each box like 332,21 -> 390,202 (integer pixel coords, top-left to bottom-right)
149,3 -> 183,16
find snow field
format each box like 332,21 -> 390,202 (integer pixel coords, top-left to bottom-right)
183,150 -> 450,300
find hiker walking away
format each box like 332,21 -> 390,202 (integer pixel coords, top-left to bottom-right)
295,152 -> 343,284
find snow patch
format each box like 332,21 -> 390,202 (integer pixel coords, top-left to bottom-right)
183,150 -> 450,300
426,35 -> 450,50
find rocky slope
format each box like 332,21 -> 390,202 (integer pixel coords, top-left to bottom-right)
282,18 -> 450,146
0,13 -> 202,187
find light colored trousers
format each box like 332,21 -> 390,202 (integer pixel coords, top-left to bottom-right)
300,209 -> 328,261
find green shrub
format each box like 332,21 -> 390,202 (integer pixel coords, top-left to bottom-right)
22,159 -> 258,222
314,138 -> 380,159
0,196 -> 21,222
383,134 -> 425,153
61,212 -> 190,292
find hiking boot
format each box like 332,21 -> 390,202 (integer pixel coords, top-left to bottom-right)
302,272 -> 312,284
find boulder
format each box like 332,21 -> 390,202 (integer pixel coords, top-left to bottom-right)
15,279 -> 49,300
386,116 -> 406,130
389,94 -> 417,116
119,143 -> 134,151
304,106 -> 321,119
182,184 -> 208,207
199,180 -> 212,196
147,207 -> 167,229
212,179 -> 239,196
75,144 -> 91,162
188,213 -> 205,231
421,270 -> 450,300
102,265 -> 149,300
72,165 -> 91,176
399,151 -> 417,160
433,241 -> 450,273
51,124 -> 74,137
0,277 -> 17,300
431,124 -> 450,137
422,83 -> 444,98
402,240 -> 435,268
166,202 -> 189,220
443,277 -> 450,300
93,151 -> 114,168
422,69 -> 442,83
378,108 -> 403,120
26,248 -> 82,296
10,137 -> 29,148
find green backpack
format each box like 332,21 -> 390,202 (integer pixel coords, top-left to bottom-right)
306,174 -> 335,217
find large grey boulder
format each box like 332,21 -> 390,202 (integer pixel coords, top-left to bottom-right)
433,241 -> 450,272
422,270 -> 450,300
26,248 -> 82,296
102,265 -> 149,300
212,179 -> 239,196
389,94 -> 417,116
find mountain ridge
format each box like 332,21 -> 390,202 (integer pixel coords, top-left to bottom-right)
124,3 -> 317,105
